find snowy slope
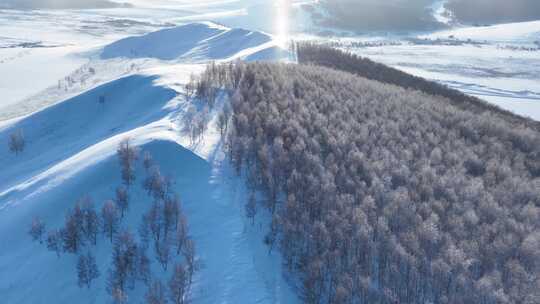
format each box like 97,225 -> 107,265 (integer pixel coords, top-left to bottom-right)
101,22 -> 271,61
0,24 -> 298,304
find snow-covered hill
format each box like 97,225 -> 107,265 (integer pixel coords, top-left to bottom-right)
101,22 -> 284,62
0,23 -> 297,304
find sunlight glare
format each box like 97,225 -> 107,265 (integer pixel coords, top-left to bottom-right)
275,0 -> 290,48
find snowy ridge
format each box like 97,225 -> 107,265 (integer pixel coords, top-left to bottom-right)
101,22 -> 289,62
0,23 -> 298,304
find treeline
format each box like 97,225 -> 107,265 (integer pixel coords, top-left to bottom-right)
29,139 -> 197,304
296,43 -> 540,132
201,61 -> 540,303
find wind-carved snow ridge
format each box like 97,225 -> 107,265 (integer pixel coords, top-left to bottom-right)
101,22 -> 290,62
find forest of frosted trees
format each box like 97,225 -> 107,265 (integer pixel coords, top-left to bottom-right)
296,43 -> 540,132
194,51 -> 540,303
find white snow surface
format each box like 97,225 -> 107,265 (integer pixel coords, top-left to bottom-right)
0,76 -> 298,304
0,22 -> 298,304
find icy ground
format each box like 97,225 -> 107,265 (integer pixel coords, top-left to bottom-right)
0,20 -> 297,303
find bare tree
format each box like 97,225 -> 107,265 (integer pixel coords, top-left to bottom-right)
147,200 -> 164,244
80,197 -> 99,245
156,236 -> 171,271
143,151 -> 154,173
108,230 -> 138,296
29,216 -> 46,243
62,208 -> 84,253
115,186 -> 129,218
184,74 -> 197,101
217,103 -> 232,135
77,254 -> 88,288
136,247 -> 151,285
8,129 -> 25,155
117,138 -> 139,187
46,229 -> 62,257
175,214 -> 189,255
169,263 -> 188,304
163,195 -> 180,238
77,251 -> 100,288
143,166 -> 165,200
102,200 -> 120,243
182,238 -> 196,289
146,279 -> 167,304
111,288 -> 128,304
245,193 -> 257,225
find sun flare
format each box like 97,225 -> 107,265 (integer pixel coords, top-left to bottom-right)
275,0 -> 290,47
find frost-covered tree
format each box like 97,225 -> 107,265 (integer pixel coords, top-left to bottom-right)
115,186 -> 129,218
77,251 -> 100,288
145,279 -> 167,304
8,129 -> 25,155
29,216 -> 46,243
143,166 -> 166,200
156,235 -> 171,271
182,238 -> 196,288
143,151 -> 154,173
80,196 -> 99,245
117,138 -> 139,187
175,214 -> 189,256
62,205 -> 85,253
46,229 -> 63,257
163,195 -> 180,238
184,74 -> 197,101
169,263 -> 188,304
245,193 -> 257,225
107,230 -> 138,296
136,247 -> 151,285
102,200 -> 120,243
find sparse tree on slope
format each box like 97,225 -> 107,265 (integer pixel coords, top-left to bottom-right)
29,216 -> 46,244
46,229 -> 63,257
182,238 -> 196,289
77,251 -> 100,288
8,129 -> 25,155
62,207 -> 84,253
146,279 -> 168,304
175,214 -> 189,255
80,196 -> 99,245
117,138 -> 139,187
102,200 -> 120,243
143,151 -> 154,173
107,230 -> 138,296
169,263 -> 188,304
115,186 -> 129,218
245,192 -> 257,225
